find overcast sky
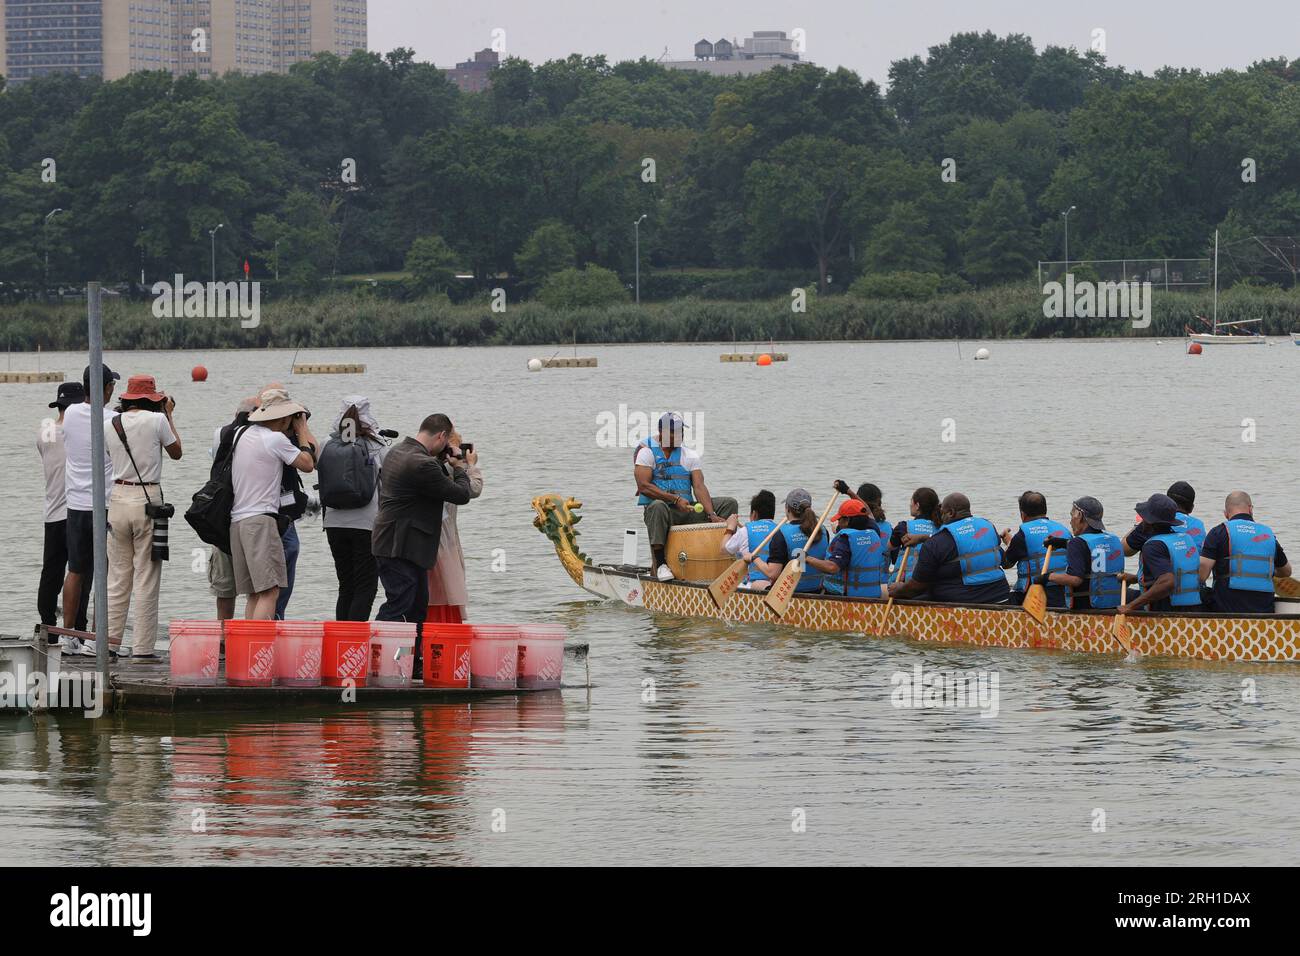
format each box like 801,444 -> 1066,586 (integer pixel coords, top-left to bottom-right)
379,2 -> 1294,86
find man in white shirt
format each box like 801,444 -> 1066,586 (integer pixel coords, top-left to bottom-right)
106,374 -> 182,658
37,382 -> 89,638
61,364 -> 119,647
632,411 -> 737,581
230,389 -> 317,619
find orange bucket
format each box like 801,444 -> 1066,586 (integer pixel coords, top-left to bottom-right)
224,620 -> 277,687
422,623 -> 473,688
322,621 -> 370,687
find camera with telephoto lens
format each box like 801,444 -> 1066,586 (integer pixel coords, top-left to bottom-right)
146,501 -> 175,520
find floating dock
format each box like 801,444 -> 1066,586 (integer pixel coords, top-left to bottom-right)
292,363 -> 366,374
49,656 -> 571,713
542,357 -> 597,368
0,371 -> 63,383
719,353 -> 787,362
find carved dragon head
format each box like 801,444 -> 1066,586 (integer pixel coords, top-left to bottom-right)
531,494 -> 590,586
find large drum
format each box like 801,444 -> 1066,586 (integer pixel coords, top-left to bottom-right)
665,523 -> 731,582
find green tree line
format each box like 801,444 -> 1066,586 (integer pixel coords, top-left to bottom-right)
1,34 -> 1298,302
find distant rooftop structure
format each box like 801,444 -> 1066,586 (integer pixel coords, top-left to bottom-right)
669,30 -> 805,75
444,48 -> 499,93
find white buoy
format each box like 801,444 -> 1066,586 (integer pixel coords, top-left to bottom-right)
974,347 -> 990,361
527,357 -> 543,372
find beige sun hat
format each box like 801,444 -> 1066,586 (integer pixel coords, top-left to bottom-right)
248,387 -> 308,422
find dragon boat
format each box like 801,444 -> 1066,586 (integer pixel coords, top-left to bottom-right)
531,494 -> 1300,663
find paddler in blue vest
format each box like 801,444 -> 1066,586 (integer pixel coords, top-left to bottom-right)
764,488 -> 833,593
806,499 -> 888,597
1047,496 -> 1124,610
999,491 -> 1071,609
1116,493 -> 1201,613
722,490 -> 780,591
1197,491 -> 1291,613
634,412 -> 738,581
1123,480 -> 1206,560
888,487 -> 942,580
887,493 -> 1011,604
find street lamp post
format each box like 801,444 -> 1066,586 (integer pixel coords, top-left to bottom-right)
633,214 -> 647,305
1061,206 -> 1077,275
209,223 -> 224,283
44,208 -> 64,296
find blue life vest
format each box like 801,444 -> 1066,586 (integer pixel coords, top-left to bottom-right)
894,517 -> 936,581
945,516 -> 1004,586
743,518 -> 777,584
1148,532 -> 1201,607
823,527 -> 886,597
636,439 -> 693,506
779,522 -> 831,592
1068,532 -> 1123,609
1174,512 -> 1206,555
1225,518 -> 1276,593
1014,518 -> 1071,592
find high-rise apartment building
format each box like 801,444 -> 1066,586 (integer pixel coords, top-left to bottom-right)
0,0 -> 366,83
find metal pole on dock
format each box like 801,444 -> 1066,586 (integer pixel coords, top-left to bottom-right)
87,282 -> 109,686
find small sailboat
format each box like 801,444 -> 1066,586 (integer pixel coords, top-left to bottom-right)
1186,230 -> 1264,345
1290,332 -> 1300,346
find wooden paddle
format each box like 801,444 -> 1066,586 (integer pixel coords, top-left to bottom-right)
707,518 -> 788,609
763,494 -> 840,619
1273,575 -> 1300,600
1112,579 -> 1133,652
1022,541 -> 1061,624
876,545 -> 911,637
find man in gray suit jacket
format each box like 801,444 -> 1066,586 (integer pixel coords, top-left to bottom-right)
372,413 -> 472,637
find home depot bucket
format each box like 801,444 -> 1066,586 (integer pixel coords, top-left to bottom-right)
275,620 -> 324,687
168,620 -> 222,685
516,623 -> 565,690
470,625 -> 519,690
322,621 -> 370,687
422,623 -> 472,688
370,621 -> 416,687
224,620 -> 277,687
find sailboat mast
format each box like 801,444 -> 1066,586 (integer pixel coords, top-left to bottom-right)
1213,229 -> 1219,332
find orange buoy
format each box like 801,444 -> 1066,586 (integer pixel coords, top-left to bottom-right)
756,353 -> 773,366
191,365 -> 208,381
1187,343 -> 1203,355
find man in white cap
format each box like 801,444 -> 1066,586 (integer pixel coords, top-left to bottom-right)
229,388 -> 318,619
633,411 -> 737,581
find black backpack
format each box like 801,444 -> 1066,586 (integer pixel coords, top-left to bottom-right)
185,426 -> 248,553
317,436 -> 378,510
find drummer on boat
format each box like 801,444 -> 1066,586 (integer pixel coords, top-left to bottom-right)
1198,491 -> 1291,613
633,411 -> 737,581
887,493 -> 1011,605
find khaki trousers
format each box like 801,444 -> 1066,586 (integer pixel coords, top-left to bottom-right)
107,485 -> 162,654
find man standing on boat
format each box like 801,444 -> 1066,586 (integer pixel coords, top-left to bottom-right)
1117,494 -> 1201,614
1198,491 -> 1291,613
634,412 -> 737,581
887,493 -> 1011,605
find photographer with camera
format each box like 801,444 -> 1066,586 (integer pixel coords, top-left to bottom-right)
427,430 -> 482,624
106,375 -> 182,659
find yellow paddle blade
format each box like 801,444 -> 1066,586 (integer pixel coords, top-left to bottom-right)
763,560 -> 801,618
1022,584 -> 1048,623
1274,576 -> 1300,600
707,559 -> 747,610
1111,614 -> 1132,652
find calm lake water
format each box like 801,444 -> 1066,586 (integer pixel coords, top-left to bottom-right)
2,339 -> 1300,865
